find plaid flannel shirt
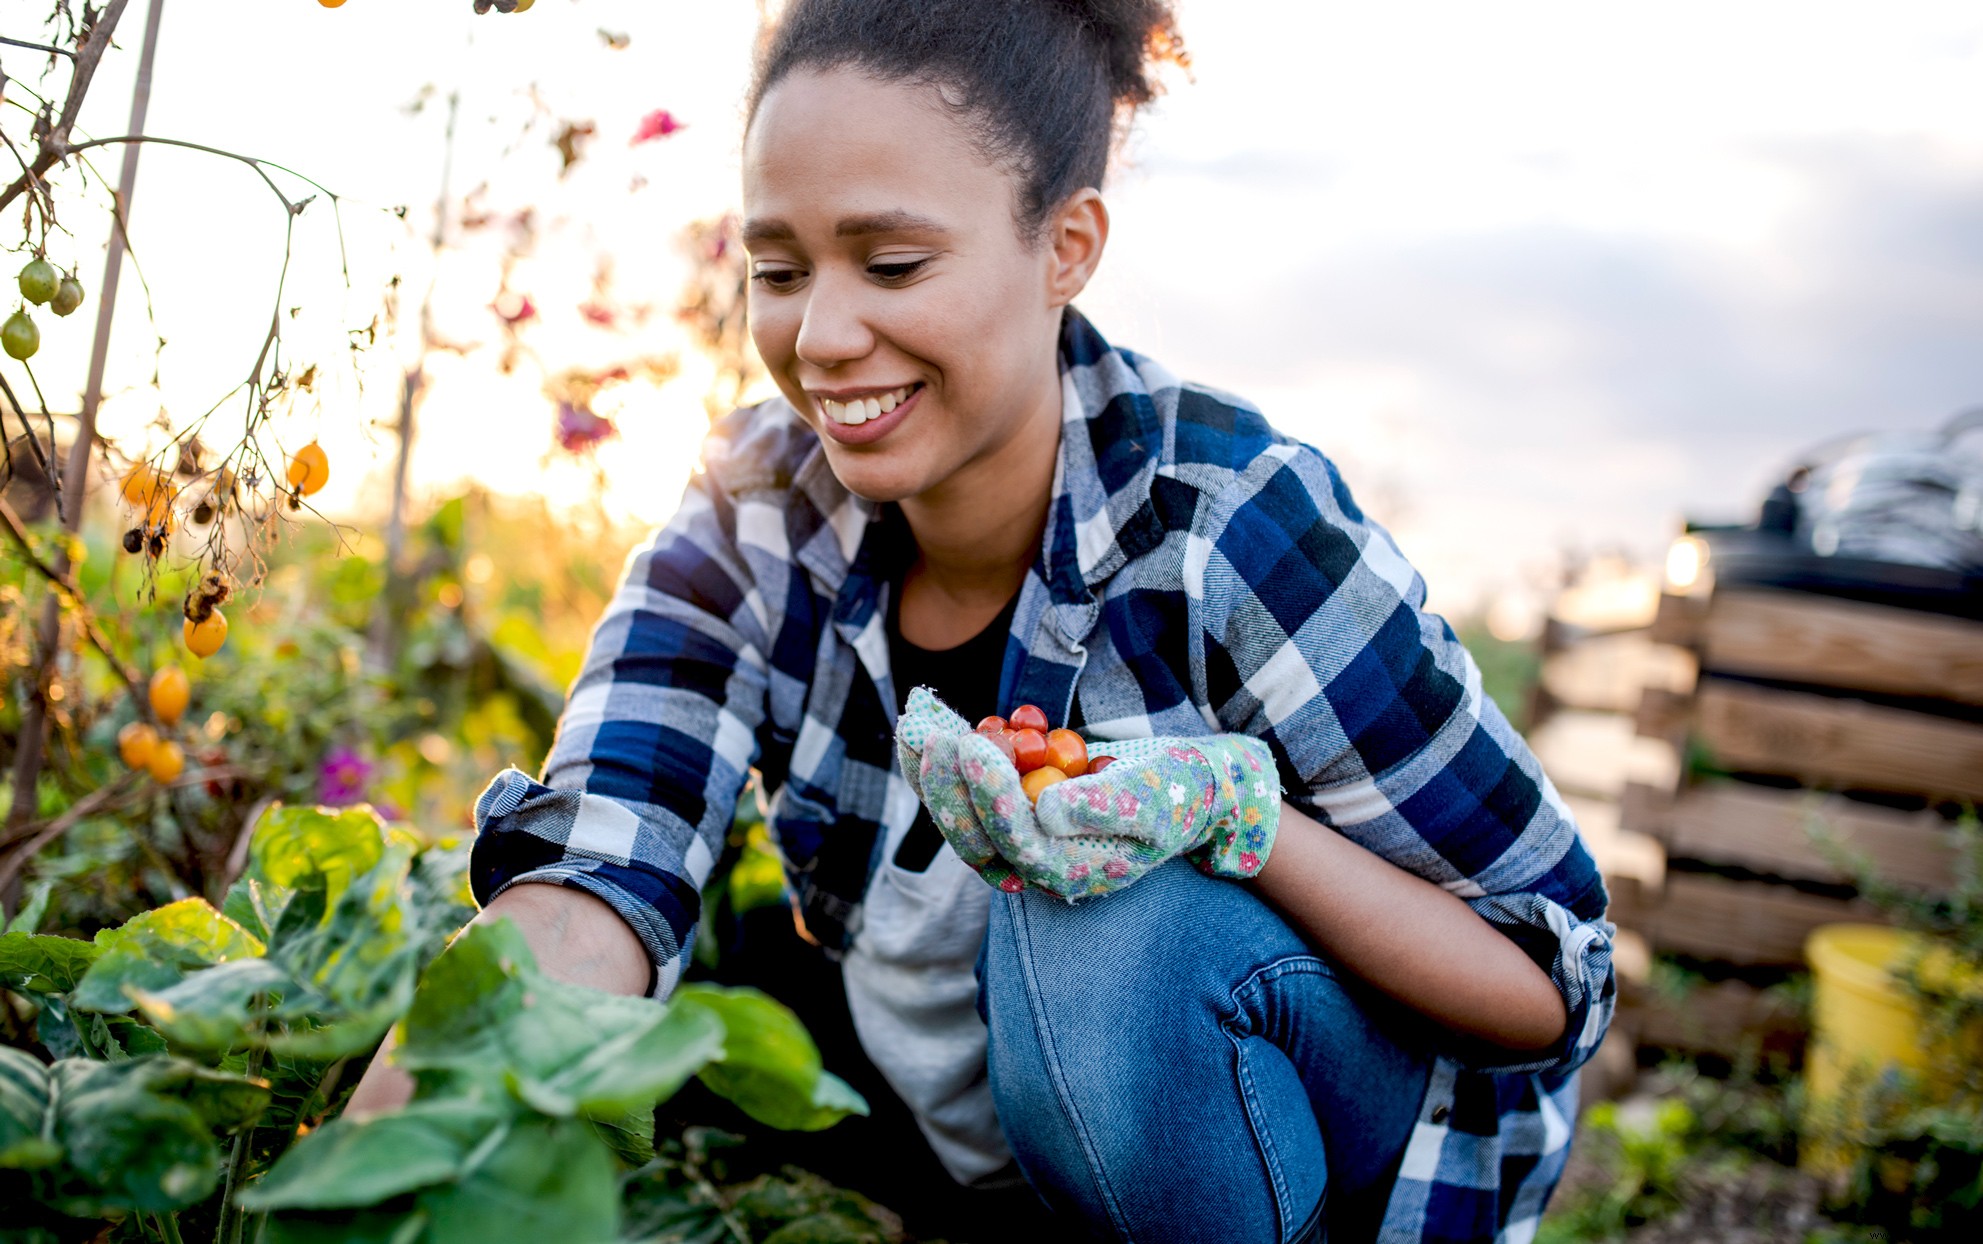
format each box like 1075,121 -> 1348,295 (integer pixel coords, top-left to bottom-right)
470,308 -> 1616,1243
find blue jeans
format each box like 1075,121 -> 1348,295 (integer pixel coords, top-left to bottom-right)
980,858 -> 1434,1244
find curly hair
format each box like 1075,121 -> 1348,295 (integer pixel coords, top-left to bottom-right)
748,0 -> 1187,237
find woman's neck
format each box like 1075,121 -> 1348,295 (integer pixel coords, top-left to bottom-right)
894,370 -> 1062,648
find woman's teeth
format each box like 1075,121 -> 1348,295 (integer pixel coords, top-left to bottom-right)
820,384 -> 915,425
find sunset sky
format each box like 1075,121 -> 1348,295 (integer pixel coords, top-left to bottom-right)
14,0 -> 1983,618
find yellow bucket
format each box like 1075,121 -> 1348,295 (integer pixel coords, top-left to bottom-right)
1804,924 -> 1929,1111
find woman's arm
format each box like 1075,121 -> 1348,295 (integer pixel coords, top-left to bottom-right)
1252,800 -> 1568,1053
343,882 -> 649,1118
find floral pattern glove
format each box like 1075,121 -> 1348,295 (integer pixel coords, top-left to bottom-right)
954,731 -> 1283,898
893,687 -> 1028,892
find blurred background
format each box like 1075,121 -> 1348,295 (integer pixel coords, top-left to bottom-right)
4,2 -> 1982,1241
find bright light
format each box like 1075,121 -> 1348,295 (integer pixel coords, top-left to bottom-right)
1665,535 -> 1710,593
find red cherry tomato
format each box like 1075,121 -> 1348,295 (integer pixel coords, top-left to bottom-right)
975,715 -> 1008,735
983,730 -> 1018,766
1043,728 -> 1088,776
1006,704 -> 1049,734
1009,728 -> 1048,774
1088,754 -> 1117,773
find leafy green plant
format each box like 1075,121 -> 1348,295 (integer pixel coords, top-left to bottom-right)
0,802 -> 870,1244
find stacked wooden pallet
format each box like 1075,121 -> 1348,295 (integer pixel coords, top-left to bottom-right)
1613,580 -> 1979,1059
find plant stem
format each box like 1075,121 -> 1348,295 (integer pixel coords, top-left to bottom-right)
159,1211 -> 186,1244
218,1044 -> 267,1244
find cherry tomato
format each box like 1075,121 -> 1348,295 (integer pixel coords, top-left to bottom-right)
1087,754 -> 1118,773
1006,704 -> 1049,733
982,729 -> 1018,766
1009,728 -> 1048,773
17,259 -> 56,305
118,721 -> 159,769
975,715 -> 1007,735
184,609 -> 228,658
146,739 -> 185,784
1021,766 -> 1068,803
149,665 -> 190,727
3,310 -> 39,361
50,277 -> 84,317
1043,728 -> 1088,776
286,441 -> 330,496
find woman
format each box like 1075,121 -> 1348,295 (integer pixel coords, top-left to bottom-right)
352,3 -> 1616,1241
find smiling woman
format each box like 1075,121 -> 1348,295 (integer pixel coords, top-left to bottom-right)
348,3 -> 1618,1242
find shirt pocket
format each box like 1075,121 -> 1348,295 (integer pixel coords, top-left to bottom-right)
859,832 -> 990,968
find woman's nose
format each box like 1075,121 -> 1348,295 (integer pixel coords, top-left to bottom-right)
793,272 -> 875,369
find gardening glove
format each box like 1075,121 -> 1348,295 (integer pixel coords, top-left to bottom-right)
950,730 -> 1283,899
893,686 -> 1029,892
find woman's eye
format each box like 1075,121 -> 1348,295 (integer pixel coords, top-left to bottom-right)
750,268 -> 805,292
868,258 -> 930,283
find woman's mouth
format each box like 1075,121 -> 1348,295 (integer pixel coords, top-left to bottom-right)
814,382 -> 923,445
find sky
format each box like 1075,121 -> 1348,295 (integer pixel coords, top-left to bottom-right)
10,0 -> 1983,620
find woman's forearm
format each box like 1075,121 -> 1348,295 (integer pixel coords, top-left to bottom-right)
1252,800 -> 1568,1054
343,882 -> 650,1117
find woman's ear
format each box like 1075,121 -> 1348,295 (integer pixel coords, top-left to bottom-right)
1045,188 -> 1110,308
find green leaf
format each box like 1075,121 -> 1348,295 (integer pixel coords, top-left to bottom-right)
0,1048 -> 59,1170
252,803 -> 389,910
412,1116 -> 619,1244
0,932 -> 101,995
259,1118 -> 618,1244
96,896 -> 266,961
241,1099 -> 508,1211
675,985 -> 867,1132
506,991 -> 725,1118
221,873 -> 281,943
72,898 -> 264,1014
42,1056 -> 269,1216
398,919 -> 532,1056
128,957 -> 293,1053
272,842 -> 419,1015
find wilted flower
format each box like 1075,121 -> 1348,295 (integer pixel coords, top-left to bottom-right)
555,401 -> 618,453
491,291 -> 537,326
317,746 -> 373,807
632,109 -> 685,144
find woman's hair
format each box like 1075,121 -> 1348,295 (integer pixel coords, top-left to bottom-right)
748,0 -> 1186,238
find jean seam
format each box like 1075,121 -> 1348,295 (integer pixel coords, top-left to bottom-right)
1226,954 -> 1334,1244
1006,893 -> 1137,1241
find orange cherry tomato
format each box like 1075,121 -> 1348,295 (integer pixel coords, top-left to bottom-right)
975,715 -> 1007,734
1087,754 -> 1118,773
1021,766 -> 1068,803
1009,728 -> 1048,774
1043,728 -> 1088,777
1006,704 -> 1049,734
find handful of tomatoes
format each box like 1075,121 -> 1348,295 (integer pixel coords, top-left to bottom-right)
971,703 -> 1118,804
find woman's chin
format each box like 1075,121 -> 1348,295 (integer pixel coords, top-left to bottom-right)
819,447 -> 929,505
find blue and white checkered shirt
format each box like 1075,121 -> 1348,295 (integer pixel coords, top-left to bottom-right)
470,309 -> 1616,1242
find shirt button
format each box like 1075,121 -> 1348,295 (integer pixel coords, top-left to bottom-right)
1430,1105 -> 1451,1124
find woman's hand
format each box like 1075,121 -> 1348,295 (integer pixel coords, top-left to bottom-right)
895,687 -> 1283,897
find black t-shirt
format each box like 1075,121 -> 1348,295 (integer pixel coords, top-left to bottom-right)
884,565 -> 1019,872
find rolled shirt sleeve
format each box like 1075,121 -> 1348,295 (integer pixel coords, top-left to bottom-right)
1192,441 -> 1615,1076
469,461 -> 772,1000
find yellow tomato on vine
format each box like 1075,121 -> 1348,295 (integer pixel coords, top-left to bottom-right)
118,722 -> 159,769
149,665 -> 190,726
184,609 -> 228,658
286,441 -> 329,496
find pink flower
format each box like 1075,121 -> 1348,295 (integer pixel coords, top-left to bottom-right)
992,795 -> 1014,817
1068,863 -> 1090,881
578,301 -> 617,327
632,109 -> 686,144
999,875 -> 1026,893
1103,859 -> 1130,879
1239,851 -> 1261,873
1114,792 -> 1139,817
554,402 -> 617,453
492,291 -> 536,325
317,746 -> 372,806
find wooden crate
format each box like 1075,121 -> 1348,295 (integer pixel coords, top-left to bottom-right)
1609,581 -> 1981,1058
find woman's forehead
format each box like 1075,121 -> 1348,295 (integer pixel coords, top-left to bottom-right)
742,66 -> 1012,224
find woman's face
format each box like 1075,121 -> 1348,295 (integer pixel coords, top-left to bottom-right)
742,68 -> 1079,504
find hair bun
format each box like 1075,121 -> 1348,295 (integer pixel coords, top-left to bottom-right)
1047,0 -> 1188,107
